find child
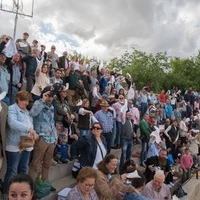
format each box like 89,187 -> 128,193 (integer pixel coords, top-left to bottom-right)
180,147 -> 193,183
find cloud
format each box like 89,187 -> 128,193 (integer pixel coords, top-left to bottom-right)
1,0 -> 200,60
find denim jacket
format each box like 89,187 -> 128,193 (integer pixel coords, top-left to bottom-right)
30,99 -> 57,143
6,103 -> 33,147
70,133 -> 107,167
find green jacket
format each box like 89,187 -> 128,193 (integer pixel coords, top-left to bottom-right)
139,119 -> 151,141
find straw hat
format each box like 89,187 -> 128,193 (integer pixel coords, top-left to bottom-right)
100,100 -> 109,107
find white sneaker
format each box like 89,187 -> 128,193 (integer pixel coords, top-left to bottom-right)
52,159 -> 58,166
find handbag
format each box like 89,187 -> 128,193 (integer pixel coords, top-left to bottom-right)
19,135 -> 35,150
35,176 -> 51,199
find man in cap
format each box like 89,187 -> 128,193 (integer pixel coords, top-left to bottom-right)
95,100 -> 113,153
29,86 -> 57,190
15,32 -> 31,55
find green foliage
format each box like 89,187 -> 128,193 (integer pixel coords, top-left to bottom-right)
108,49 -> 200,93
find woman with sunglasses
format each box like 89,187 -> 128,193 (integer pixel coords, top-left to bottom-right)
70,122 -> 107,170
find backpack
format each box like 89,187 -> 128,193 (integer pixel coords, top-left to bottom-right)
175,183 -> 187,198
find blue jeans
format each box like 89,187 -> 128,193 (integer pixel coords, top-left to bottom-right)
111,119 -> 117,147
102,132 -> 113,154
80,129 -> 90,137
120,138 -> 133,170
141,140 -> 148,163
141,102 -> 148,118
115,121 -> 122,146
3,150 -> 31,194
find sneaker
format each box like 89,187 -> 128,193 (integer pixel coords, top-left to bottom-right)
169,182 -> 174,187
51,159 -> 58,166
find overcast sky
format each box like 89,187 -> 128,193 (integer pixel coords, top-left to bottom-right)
1,0 -> 200,61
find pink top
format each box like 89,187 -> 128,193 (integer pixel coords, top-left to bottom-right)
180,154 -> 193,170
129,107 -> 140,125
112,102 -> 125,123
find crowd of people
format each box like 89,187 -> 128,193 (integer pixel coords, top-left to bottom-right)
0,32 -> 200,199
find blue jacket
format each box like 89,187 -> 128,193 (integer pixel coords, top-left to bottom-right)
29,99 -> 57,143
70,133 -> 107,167
6,103 -> 33,147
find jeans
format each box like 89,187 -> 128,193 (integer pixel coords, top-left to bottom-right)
115,121 -> 122,146
120,138 -> 133,171
3,150 -> 31,194
141,102 -> 148,118
102,132 -> 113,154
111,119 -> 117,147
26,76 -> 35,93
80,129 -> 90,137
141,140 -> 148,163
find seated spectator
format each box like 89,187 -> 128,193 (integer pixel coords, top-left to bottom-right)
8,174 -> 35,200
123,174 -> 152,200
142,170 -> 172,200
121,159 -> 137,174
144,148 -> 173,184
71,122 -> 107,169
94,154 -> 138,200
67,166 -> 99,200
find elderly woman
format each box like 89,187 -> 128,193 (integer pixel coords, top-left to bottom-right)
67,167 -> 99,200
71,122 -> 107,169
94,154 -> 138,200
3,91 -> 37,196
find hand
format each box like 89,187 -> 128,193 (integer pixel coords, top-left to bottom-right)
148,164 -> 155,172
70,134 -> 79,140
121,173 -> 127,183
17,83 -> 22,88
42,91 -> 51,102
168,137 -> 172,142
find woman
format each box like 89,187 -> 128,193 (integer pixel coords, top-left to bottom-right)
77,98 -> 94,137
3,91 -> 38,195
71,122 -> 107,169
67,167 -> 99,200
94,154 -> 138,200
31,63 -> 50,101
8,174 -> 35,200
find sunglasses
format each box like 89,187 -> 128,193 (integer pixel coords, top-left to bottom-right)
92,126 -> 101,130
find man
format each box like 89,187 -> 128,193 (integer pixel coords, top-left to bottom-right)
40,44 -> 47,63
95,100 -> 113,153
0,52 -> 10,105
58,51 -> 69,69
29,86 -> 57,190
140,87 -> 148,118
22,48 -> 38,92
15,32 -> 31,56
120,111 -> 135,171
144,148 -> 172,184
47,45 -> 59,69
50,68 -> 63,85
139,114 -> 152,164
142,170 -> 172,200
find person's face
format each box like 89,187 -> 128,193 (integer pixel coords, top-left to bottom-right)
17,99 -> 29,110
41,46 -> 45,51
9,182 -> 33,200
60,90 -> 67,98
84,101 -> 89,108
0,54 -> 6,65
159,150 -> 167,160
23,34 -> 29,40
63,51 -> 68,57
51,46 -> 56,51
153,176 -> 164,191
12,53 -> 20,62
106,158 -> 118,174
101,106 -> 109,111
126,112 -> 132,120
78,177 -> 95,196
31,50 -> 37,57
91,124 -> 102,136
41,65 -> 48,73
118,95 -> 124,102
55,70 -> 62,78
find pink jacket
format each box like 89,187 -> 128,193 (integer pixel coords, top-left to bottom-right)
112,102 -> 126,123
129,107 -> 140,125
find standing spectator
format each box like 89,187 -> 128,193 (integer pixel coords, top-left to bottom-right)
95,100 -> 113,154
29,86 -> 57,187
15,32 -> 31,56
140,87 -> 148,118
0,52 -> 10,105
31,39 -> 40,58
0,34 -> 10,53
58,51 -> 69,70
180,147 -> 193,182
7,53 -> 23,105
139,114 -> 152,164
39,44 -> 47,63
47,45 -> 59,69
120,111 -> 135,171
70,55 -> 80,71
22,48 -> 38,92
31,63 -> 50,101
165,99 -> 173,119
158,89 -> 167,103
77,98 -> 93,137
3,91 -> 37,196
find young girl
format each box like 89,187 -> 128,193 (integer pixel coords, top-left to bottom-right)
180,147 -> 193,182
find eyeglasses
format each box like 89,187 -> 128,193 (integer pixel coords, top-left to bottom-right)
119,97 -> 124,100
92,126 -> 101,130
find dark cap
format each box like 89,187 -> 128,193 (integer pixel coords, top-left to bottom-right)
23,32 -> 29,36
41,44 -> 46,48
33,39 -> 38,43
41,86 -> 56,98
